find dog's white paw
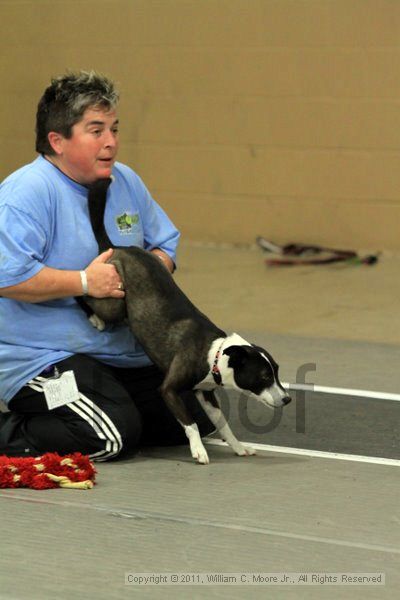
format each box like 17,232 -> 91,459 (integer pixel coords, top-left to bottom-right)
89,314 -> 106,331
191,443 -> 210,465
196,451 -> 210,465
184,424 -> 210,464
235,443 -> 256,457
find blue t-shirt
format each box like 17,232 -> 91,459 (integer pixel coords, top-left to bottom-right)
0,156 -> 180,403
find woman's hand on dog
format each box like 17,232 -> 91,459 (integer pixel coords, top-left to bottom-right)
85,249 -> 125,298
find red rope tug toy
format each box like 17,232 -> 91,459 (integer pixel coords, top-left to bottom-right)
0,452 -> 96,490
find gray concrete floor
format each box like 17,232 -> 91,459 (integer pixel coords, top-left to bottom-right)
1,244 -> 399,599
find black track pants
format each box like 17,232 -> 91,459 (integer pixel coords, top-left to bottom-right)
0,354 -> 214,461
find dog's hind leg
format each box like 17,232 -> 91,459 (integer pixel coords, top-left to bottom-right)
195,390 -> 256,457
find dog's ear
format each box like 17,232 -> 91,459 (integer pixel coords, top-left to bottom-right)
223,345 -> 252,368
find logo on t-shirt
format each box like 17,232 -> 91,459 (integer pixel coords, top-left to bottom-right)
115,212 -> 139,235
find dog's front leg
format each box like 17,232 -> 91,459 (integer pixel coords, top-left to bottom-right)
195,390 -> 256,457
161,383 -> 210,465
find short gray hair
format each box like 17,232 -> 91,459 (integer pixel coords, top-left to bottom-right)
35,70 -> 120,155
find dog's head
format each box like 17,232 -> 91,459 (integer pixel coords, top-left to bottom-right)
222,344 -> 291,408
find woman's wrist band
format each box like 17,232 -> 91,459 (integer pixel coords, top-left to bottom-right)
80,270 -> 89,295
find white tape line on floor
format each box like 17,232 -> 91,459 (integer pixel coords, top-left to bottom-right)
283,382 -> 400,402
205,438 -> 400,467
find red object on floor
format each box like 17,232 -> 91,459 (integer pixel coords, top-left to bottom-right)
0,452 -> 96,489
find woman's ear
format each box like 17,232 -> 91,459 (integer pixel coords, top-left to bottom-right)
47,131 -> 64,155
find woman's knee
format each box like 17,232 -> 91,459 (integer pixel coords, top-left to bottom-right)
64,398 -> 143,461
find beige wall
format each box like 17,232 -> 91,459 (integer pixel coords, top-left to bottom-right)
1,0 -> 399,249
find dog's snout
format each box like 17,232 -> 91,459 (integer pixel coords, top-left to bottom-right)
282,396 -> 291,405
